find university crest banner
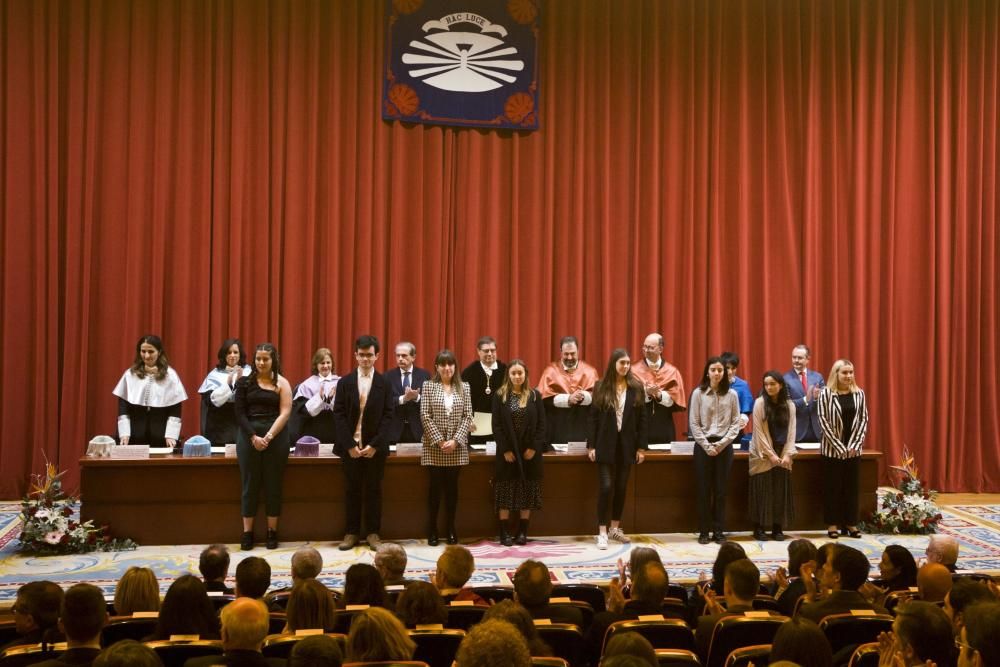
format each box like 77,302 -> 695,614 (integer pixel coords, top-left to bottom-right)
383,0 -> 540,130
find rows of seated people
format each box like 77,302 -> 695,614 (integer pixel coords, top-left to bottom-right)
1,535 -> 998,667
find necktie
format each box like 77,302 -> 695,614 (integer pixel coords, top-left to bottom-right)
800,372 -> 808,393
403,371 -> 411,390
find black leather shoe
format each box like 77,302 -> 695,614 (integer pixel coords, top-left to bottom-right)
427,533 -> 439,547
446,532 -> 458,545
499,526 -> 513,547
827,530 -> 840,539
847,528 -> 862,538
266,529 -> 278,550
753,528 -> 769,541
698,533 -> 711,544
713,532 -> 727,544
240,531 -> 254,551
771,528 -> 787,541
514,519 -> 529,545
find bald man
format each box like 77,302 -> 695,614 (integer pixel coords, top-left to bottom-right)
536,336 -> 599,444
918,563 -> 953,604
630,333 -> 686,443
186,597 -> 284,666
926,534 -> 960,573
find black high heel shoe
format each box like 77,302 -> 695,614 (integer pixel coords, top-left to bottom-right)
446,531 -> 458,545
826,530 -> 840,539
846,528 -> 862,538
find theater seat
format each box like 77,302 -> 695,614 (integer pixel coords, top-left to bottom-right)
532,657 -> 570,667
144,639 -> 223,667
473,586 -> 515,605
342,662 -> 431,667
705,615 -> 787,667
535,623 -> 586,667
723,644 -> 770,667
102,615 -> 159,645
603,618 -> 696,655
652,648 -> 702,666
262,632 -> 347,659
847,642 -> 880,667
818,614 -> 893,655
0,642 -> 67,667
446,603 -> 487,630
409,628 -> 465,667
552,583 -> 606,613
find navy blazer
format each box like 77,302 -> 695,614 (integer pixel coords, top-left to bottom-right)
332,370 -> 396,457
587,386 -> 648,464
783,368 -> 825,441
384,365 -> 431,442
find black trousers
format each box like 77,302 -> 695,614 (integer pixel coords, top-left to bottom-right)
427,466 -> 461,532
694,442 -> 734,534
237,417 -> 290,517
596,438 -> 631,525
822,455 -> 860,525
341,452 -> 387,535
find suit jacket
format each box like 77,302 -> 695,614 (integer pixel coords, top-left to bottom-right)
32,647 -> 102,667
492,389 -> 547,482
695,603 -> 754,662
185,649 -> 286,667
816,388 -> 869,459
332,369 -> 396,457
796,589 -> 887,624
420,381 -> 473,466
384,366 -> 431,442
587,387 -> 648,464
783,368 -> 825,441
205,580 -> 234,595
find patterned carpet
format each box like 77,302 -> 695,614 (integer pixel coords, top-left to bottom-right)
1,500 -> 998,606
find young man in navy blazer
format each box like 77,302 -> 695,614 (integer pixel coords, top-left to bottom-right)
384,341 -> 431,444
783,344 -> 825,442
333,334 -> 396,551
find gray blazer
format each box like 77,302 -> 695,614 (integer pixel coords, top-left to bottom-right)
420,380 -> 473,466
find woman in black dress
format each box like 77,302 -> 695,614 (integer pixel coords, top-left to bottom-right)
197,338 -> 250,447
112,335 -> 187,447
491,359 -> 547,546
235,342 -> 292,550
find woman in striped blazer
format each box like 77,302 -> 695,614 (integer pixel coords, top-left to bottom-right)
420,349 -> 474,546
817,359 -> 870,539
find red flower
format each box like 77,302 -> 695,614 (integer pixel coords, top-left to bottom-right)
62,506 -> 73,517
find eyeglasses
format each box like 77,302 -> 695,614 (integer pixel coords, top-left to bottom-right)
642,345 -> 660,351
480,348 -> 497,354
955,637 -> 974,652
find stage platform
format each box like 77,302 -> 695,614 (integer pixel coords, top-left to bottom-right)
79,450 -> 881,545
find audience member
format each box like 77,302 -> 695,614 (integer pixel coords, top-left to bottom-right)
199,544 -> 233,594
768,617 -> 832,667
345,607 -> 415,663
1,581 -> 64,651
395,580 -> 447,628
184,597 -> 283,666
342,563 -> 391,609
959,602 -> 1000,667
481,599 -> 552,656
917,562 -> 953,603
235,557 -> 272,599
602,631 -> 657,667
945,578 -> 995,636
113,566 -> 160,616
285,579 -> 336,633
373,542 -> 409,586
773,539 -> 818,616
149,574 -> 221,640
695,558 -> 762,661
699,541 -> 747,598
455,619 -> 531,667
798,545 -> 887,623
93,639 -> 164,667
588,560 -> 674,663
287,634 -> 342,667
880,600 -> 955,667
32,583 -> 107,667
926,534 -> 960,573
513,559 -> 584,626
616,546 -> 663,604
435,545 -> 487,605
290,547 -> 323,583
876,544 -> 918,592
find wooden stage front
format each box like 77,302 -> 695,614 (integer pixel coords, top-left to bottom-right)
80,450 -> 880,545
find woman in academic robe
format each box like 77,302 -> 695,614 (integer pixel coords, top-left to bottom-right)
197,338 -> 251,447
491,359 -> 547,546
113,335 -> 187,447
291,347 -> 340,444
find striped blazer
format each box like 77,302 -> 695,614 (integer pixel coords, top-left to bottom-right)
816,387 -> 869,459
420,380 -> 473,466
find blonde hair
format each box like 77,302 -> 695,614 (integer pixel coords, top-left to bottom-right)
497,359 -> 531,408
826,359 -> 859,393
311,347 -> 334,375
114,567 -> 160,615
346,607 -> 416,662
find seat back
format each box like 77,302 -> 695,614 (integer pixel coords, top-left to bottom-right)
750,596 -> 781,613
341,662 -> 431,667
667,584 -> 689,602
144,639 -> 223,667
604,619 -> 695,654
723,643 -> 771,667
446,604 -> 487,631
0,642 -> 67,667
208,593 -> 236,612
262,632 -> 347,659
472,586 -> 515,605
819,614 -> 894,655
266,589 -> 292,610
268,612 -> 288,635
706,615 -> 787,667
535,623 -> 586,667
547,600 -> 594,632
531,657 -> 570,667
409,628 -> 465,667
652,648 -> 701,667
334,607 -> 370,634
883,591 -> 914,615
847,641 -> 881,667
552,584 -> 606,613
102,615 -> 160,646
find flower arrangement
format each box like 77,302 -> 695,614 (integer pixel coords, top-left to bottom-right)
861,447 -> 943,534
19,460 -> 137,555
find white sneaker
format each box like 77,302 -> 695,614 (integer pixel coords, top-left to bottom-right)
608,527 -> 631,544
596,533 -> 608,549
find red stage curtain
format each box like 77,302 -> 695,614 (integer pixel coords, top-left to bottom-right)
1,0 -> 997,497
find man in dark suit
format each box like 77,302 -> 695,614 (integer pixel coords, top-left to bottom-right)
694,558 -> 762,662
200,543 -> 233,594
1,581 -> 63,652
797,545 -> 887,623
185,597 -> 285,667
513,559 -> 585,628
783,344 -> 825,442
384,341 -> 430,444
32,584 -> 105,667
333,334 -> 396,551
461,336 -> 507,444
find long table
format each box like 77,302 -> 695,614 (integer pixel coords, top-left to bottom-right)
80,450 -> 880,545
